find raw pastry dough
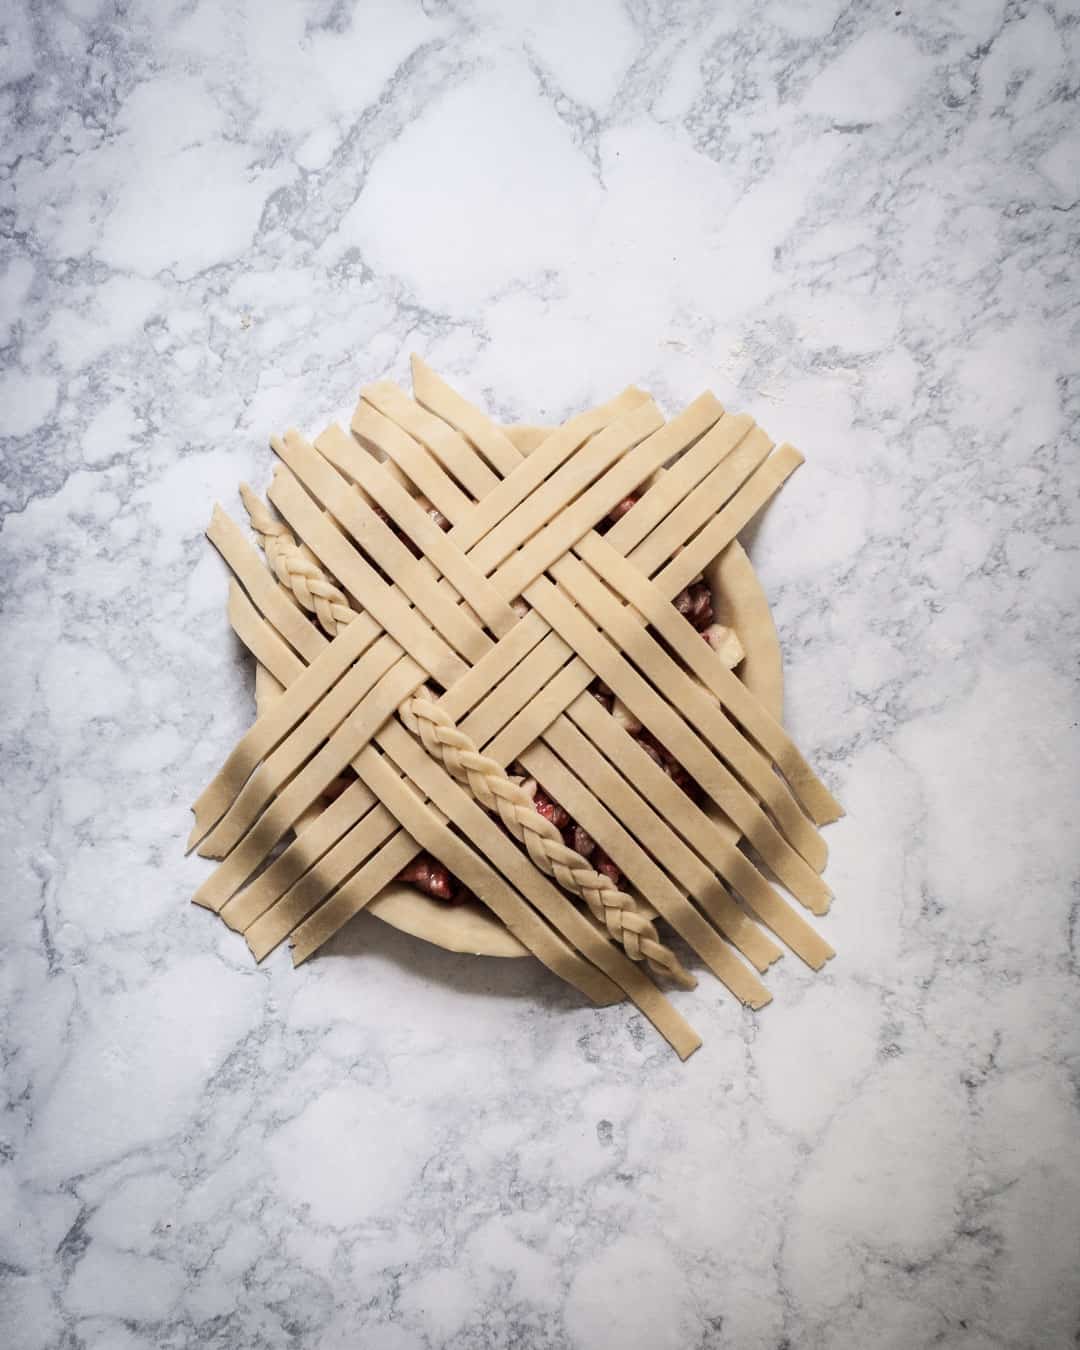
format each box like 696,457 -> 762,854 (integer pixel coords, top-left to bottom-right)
189,358 -> 843,1056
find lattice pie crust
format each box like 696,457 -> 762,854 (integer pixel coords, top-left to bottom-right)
189,358 -> 842,1057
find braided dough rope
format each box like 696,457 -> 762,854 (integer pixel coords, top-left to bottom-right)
239,484 -> 356,637
398,689 -> 693,987
240,489 -> 692,989
238,487 -> 357,842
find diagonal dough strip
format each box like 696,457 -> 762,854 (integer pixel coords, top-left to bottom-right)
269,466 -> 468,688
362,371 -> 657,559
516,735 -> 773,1006
656,446 -> 809,599
553,554 -> 826,871
619,428 -> 775,578
245,800 -> 398,958
570,695 -> 835,964
353,401 -> 474,523
409,353 -> 523,478
362,379 -> 502,499
197,635 -> 402,860
396,695 -> 698,989
356,386 -> 822,880
224,526 -> 829,973
190,510 -> 381,848
368,388 -> 833,964
227,579 -> 304,690
192,656 -> 426,912
506,576 -> 830,913
458,451 -> 828,891
469,398 -> 670,578
274,432 -> 494,666
314,423 -> 512,633
576,533 -> 843,827
391,393 -> 831,879
536,716 -> 782,973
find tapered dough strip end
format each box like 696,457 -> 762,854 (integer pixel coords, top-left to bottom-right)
672,1027 -> 703,1061
196,835 -> 228,861
186,815 -> 207,855
765,852 -> 832,915
751,937 -> 784,975
802,934 -> 836,970
409,352 -> 448,409
790,874 -> 832,917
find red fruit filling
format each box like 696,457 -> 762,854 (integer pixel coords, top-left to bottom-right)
396,854 -> 455,901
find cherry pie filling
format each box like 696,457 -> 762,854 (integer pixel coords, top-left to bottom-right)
385,490 -> 733,904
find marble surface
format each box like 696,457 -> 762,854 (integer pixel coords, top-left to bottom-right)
3,1 -> 1079,1346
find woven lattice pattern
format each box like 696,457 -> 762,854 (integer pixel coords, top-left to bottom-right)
190,358 -> 843,1057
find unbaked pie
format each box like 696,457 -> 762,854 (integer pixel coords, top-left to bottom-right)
189,358 -> 842,1057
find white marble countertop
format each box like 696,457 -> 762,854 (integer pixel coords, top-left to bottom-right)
4,3 -> 1079,1347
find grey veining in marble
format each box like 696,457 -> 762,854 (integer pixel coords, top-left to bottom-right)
3,2 -> 1079,1347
